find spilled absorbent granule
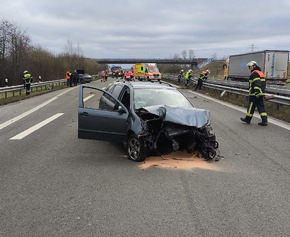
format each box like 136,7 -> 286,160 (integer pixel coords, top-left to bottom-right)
139,151 -> 219,170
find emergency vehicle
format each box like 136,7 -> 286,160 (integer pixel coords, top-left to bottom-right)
110,66 -> 122,78
133,63 -> 162,81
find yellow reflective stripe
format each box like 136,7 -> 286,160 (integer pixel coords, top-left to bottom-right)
253,87 -> 262,93
252,77 -> 261,82
246,102 -> 253,116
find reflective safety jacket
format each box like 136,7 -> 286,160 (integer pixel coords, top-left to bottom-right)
23,73 -> 33,85
198,71 -> 208,81
185,70 -> 192,80
249,69 -> 266,97
66,71 -> 71,80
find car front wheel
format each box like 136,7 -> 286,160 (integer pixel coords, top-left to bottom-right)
127,134 -> 147,162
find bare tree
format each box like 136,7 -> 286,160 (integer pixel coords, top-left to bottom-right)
9,29 -> 31,84
181,49 -> 187,59
0,20 -> 12,85
0,19 -> 99,86
0,19 -> 31,85
189,49 -> 195,59
173,53 -> 180,59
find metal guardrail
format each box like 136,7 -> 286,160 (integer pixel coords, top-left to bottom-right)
0,79 -> 66,99
163,73 -> 290,107
203,82 -> 290,106
2,74 -> 290,107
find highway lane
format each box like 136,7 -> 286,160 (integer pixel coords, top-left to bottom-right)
0,78 -> 290,237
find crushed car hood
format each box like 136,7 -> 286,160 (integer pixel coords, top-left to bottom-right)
142,105 -> 211,128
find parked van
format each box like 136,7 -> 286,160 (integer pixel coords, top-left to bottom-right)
133,63 -> 161,81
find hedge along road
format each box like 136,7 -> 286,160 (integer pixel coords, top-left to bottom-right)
0,77 -> 290,237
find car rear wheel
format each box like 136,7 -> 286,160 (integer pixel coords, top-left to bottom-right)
127,134 -> 147,162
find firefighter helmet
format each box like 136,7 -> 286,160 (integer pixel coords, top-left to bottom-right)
246,61 -> 257,67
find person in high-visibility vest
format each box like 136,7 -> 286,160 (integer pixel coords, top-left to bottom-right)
240,61 -> 268,126
185,69 -> 192,86
195,69 -> 210,90
23,70 -> 33,96
66,70 -> 71,87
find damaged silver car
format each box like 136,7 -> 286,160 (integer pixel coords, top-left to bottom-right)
78,81 -> 219,162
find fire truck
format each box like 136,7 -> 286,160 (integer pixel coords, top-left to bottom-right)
110,66 -> 122,78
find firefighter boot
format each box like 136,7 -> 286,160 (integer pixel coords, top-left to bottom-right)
240,116 -> 251,124
258,116 -> 268,126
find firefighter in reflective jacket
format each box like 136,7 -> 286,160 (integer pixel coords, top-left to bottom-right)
195,69 -> 209,90
23,70 -> 33,96
185,69 -> 192,85
240,61 -> 268,126
178,69 -> 184,84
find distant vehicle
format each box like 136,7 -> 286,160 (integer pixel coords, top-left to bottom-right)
224,50 -> 289,84
124,70 -> 134,81
78,81 -> 219,162
110,66 -> 122,78
133,63 -> 162,81
76,70 -> 92,83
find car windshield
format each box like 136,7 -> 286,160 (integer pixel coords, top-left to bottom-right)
134,88 -> 193,109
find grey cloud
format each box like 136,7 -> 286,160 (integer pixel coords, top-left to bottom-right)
1,0 -> 289,59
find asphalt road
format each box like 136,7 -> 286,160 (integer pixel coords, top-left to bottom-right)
1,78 -> 290,237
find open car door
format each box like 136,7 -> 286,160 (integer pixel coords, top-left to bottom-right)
78,85 -> 128,143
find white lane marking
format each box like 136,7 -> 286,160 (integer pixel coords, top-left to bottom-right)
189,91 -> 290,131
0,88 -> 74,130
84,94 -> 95,102
10,113 -> 64,140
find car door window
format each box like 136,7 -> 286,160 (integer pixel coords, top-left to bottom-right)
81,86 -> 120,111
111,85 -> 123,98
119,86 -> 131,110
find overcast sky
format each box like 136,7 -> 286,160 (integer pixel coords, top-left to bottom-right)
1,0 -> 290,59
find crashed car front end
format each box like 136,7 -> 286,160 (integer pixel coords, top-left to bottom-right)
135,105 -> 219,161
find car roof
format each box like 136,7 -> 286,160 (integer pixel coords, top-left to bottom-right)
115,81 -> 174,90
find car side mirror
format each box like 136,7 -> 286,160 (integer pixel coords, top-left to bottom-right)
117,105 -> 126,114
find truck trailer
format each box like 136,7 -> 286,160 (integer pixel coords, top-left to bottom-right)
225,50 -> 289,84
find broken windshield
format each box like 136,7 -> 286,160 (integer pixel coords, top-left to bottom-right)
134,88 -> 193,109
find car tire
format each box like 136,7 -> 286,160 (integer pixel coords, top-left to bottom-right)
127,134 -> 147,162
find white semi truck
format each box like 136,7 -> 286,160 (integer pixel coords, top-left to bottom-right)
225,50 -> 289,84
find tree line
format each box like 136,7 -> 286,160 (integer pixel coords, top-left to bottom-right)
0,19 -> 99,87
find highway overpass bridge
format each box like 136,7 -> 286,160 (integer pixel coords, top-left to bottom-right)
91,58 -> 211,67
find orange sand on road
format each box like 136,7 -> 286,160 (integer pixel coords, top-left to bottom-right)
139,151 -> 219,170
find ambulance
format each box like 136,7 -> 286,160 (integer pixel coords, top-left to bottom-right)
133,63 -> 162,81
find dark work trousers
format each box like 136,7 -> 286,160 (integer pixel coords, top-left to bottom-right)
195,79 -> 203,90
245,96 -> 267,122
25,84 -> 31,95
